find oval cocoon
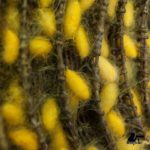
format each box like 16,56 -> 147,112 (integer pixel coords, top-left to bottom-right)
100,83 -> 118,114
80,0 -> 95,12
118,34 -> 137,58
101,38 -> 109,58
64,0 -> 81,38
107,0 -> 118,18
29,36 -> 52,57
65,69 -> 90,100
9,128 -> 39,150
124,1 -> 134,27
75,25 -> 90,58
98,56 -> 118,82
3,29 -> 20,65
86,146 -> 98,150
106,110 -> 125,138
42,98 -> 59,132
38,8 -> 56,37
51,124 -> 70,150
1,103 -> 24,126
39,0 -> 53,7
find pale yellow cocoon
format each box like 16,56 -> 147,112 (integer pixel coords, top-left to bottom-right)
65,69 -> 90,100
38,8 -> 56,37
100,83 -> 118,114
106,110 -> 125,138
124,1 -> 134,27
9,128 -> 39,150
64,0 -> 81,38
51,124 -> 70,150
86,146 -> 98,150
42,98 -> 59,132
7,80 -> 24,105
3,29 -> 20,65
98,56 -> 118,82
5,6 -> 20,33
29,36 -> 52,57
107,0 -> 118,18
1,103 -> 24,125
117,138 -> 143,150
39,0 -> 53,7
101,38 -> 109,58
75,25 -> 90,58
118,34 -> 137,58
80,0 -> 95,12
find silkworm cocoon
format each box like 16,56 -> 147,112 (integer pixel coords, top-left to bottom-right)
118,34 -> 137,58
117,138 -> 143,150
64,0 -> 81,38
124,1 -> 134,27
3,29 -> 20,65
1,103 -> 24,125
41,98 -> 59,132
146,33 -> 150,55
131,90 -> 142,115
80,0 -> 95,12
51,124 -> 70,150
9,128 -> 39,150
29,36 -> 52,57
86,146 -> 98,150
106,110 -> 125,138
7,80 -> 25,105
65,69 -> 90,100
39,0 -> 53,7
101,38 -> 109,58
5,6 -> 20,33
98,56 -> 118,82
107,0 -> 118,18
38,8 -> 56,37
75,25 -> 90,58
100,83 -> 118,114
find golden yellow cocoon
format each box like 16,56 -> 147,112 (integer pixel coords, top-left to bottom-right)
124,1 -> 134,27
7,80 -> 25,105
5,6 -> 20,33
101,38 -> 109,58
65,69 -> 90,100
146,33 -> 150,55
117,138 -> 143,150
86,146 -> 98,150
29,36 -> 52,57
75,25 -> 90,58
80,0 -> 95,12
107,0 -> 118,18
9,128 -> 39,150
38,8 -> 56,37
1,103 -> 24,125
64,0 -> 81,38
106,110 -> 125,138
100,83 -> 118,114
39,0 -> 53,7
131,90 -> 142,115
118,34 -> 137,58
98,56 -> 118,82
42,98 -> 59,132
51,124 -> 70,150
3,29 -> 19,65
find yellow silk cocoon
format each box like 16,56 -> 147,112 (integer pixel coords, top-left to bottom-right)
98,56 -> 118,82
75,25 -> 90,58
64,0 -> 81,38
100,83 -> 119,114
65,69 -> 90,100
3,29 -> 20,65
9,128 -> 39,150
42,98 -> 59,132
